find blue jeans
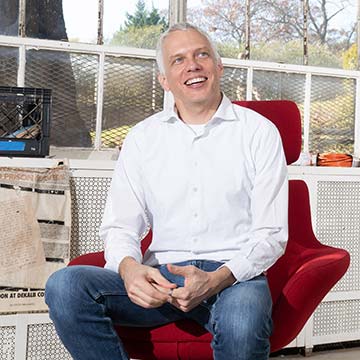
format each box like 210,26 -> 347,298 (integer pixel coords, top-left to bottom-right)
45,260 -> 272,360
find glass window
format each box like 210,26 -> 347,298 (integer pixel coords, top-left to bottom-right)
310,76 -> 355,154
0,47 -> 19,87
101,56 -> 164,148
187,0 -> 247,59
187,0 -> 358,69
63,0 -> 98,43
105,0 -> 169,49
250,1 -> 304,65
308,0 -> 357,69
0,0 -> 19,36
25,49 -> 98,147
187,0 -> 304,63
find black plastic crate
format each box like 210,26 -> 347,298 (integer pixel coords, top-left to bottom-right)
0,86 -> 51,157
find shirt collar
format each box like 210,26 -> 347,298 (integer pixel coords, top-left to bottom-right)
158,93 -> 238,123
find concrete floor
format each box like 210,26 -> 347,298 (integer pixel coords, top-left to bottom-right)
272,347 -> 360,359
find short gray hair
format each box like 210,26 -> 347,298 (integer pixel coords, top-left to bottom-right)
156,22 -> 221,74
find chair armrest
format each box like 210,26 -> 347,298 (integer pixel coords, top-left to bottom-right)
270,247 -> 350,352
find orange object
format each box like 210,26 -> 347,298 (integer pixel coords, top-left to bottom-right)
317,153 -> 353,167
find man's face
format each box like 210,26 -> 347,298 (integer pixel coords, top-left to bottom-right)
158,29 -> 223,109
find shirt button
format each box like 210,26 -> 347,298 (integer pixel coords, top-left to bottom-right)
194,161 -> 198,167
194,213 -> 198,218
193,238 -> 198,243
193,187 -> 198,192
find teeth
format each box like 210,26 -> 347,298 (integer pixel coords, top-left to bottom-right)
185,77 -> 206,85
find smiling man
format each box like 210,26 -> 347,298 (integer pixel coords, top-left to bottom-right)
157,27 -> 223,124
45,23 -> 288,360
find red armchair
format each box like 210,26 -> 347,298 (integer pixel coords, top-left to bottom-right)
69,100 -> 350,359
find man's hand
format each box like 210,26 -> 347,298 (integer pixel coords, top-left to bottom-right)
167,264 -> 236,312
119,257 -> 176,309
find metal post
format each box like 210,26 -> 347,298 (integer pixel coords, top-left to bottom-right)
357,0 -> 360,70
245,0 -> 250,59
94,51 -> 105,150
169,0 -> 187,26
303,0 -> 309,66
97,0 -> 104,45
18,0 -> 26,37
18,0 -> 26,87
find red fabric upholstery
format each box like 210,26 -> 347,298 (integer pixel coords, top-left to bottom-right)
68,100 -> 350,359
267,180 -> 350,351
232,100 -> 302,165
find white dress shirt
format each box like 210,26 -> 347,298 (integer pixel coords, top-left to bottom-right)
100,95 -> 288,282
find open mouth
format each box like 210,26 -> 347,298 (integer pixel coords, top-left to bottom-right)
184,77 -> 208,86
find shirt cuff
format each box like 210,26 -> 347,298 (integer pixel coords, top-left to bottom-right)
222,257 -> 259,283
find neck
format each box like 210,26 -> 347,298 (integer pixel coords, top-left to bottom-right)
175,93 -> 222,125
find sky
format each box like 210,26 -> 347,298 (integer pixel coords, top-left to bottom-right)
62,0 -> 357,44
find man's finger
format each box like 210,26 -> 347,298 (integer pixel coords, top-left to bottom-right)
167,263 -> 194,276
150,269 -> 177,289
152,283 -> 175,296
129,280 -> 168,303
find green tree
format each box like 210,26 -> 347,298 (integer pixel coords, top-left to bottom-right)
111,24 -> 164,49
125,0 -> 147,28
111,0 -> 167,49
124,0 -> 166,29
343,44 -> 357,70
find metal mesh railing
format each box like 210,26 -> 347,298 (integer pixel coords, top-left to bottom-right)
310,76 -> 355,154
25,49 -> 98,147
102,56 -> 163,148
0,37 -> 358,154
221,66 -> 248,101
0,46 -> 18,87
252,70 -> 306,103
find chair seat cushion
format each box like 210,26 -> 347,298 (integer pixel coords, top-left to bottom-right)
117,319 -> 212,342
117,320 -> 213,360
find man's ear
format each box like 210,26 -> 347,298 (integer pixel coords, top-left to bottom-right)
217,59 -> 224,76
158,73 -> 170,91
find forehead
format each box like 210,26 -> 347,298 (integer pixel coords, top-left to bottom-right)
162,29 -> 212,55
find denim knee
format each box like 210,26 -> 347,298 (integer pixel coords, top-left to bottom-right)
209,275 -> 272,360
45,266 -> 87,322
45,267 -> 67,306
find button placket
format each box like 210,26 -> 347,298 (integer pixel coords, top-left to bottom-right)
188,137 -> 202,252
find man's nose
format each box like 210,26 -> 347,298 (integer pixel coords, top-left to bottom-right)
186,57 -> 202,71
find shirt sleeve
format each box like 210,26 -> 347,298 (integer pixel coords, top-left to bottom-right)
223,121 -> 288,282
99,130 -> 149,273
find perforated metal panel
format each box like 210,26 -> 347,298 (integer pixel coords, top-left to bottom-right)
0,326 -> 16,360
316,181 -> 360,292
0,46 -> 18,87
313,300 -> 360,337
25,49 -> 98,148
102,56 -> 164,148
310,76 -> 355,154
253,70 -> 306,103
70,176 -> 112,258
27,323 -> 71,360
221,66 -> 247,101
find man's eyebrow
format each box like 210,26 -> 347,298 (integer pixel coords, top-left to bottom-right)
169,52 -> 184,60
168,47 -> 211,60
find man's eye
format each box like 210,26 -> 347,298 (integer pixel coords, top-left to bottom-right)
198,52 -> 209,58
173,57 -> 183,64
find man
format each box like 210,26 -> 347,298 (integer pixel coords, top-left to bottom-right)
45,23 -> 288,360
